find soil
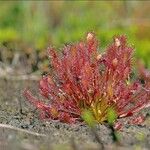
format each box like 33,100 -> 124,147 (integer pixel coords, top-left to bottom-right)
0,78 -> 150,150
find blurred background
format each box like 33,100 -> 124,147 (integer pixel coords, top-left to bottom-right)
0,1 -> 149,75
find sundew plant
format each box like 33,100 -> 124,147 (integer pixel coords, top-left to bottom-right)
24,33 -> 150,125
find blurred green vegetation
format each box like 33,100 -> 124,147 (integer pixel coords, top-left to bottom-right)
0,1 -> 150,72
107,108 -> 117,125
81,109 -> 96,127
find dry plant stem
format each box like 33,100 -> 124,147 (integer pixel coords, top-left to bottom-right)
91,127 -> 104,150
12,52 -> 20,67
0,61 -> 10,68
18,98 -> 24,114
0,123 -> 46,137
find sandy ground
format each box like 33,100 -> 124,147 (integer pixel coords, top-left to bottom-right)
0,78 -> 150,150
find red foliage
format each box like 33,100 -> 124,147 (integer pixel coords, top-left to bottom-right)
24,33 -> 150,124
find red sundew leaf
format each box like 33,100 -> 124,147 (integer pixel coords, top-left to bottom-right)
24,33 -> 150,125
39,77 -> 49,98
24,89 -> 48,110
47,76 -> 54,85
39,111 -> 48,120
59,112 -> 76,124
86,32 -> 98,54
114,122 -> 123,131
119,111 -> 133,118
128,115 -> 145,125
